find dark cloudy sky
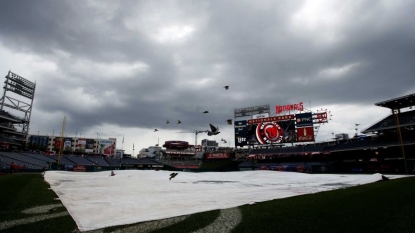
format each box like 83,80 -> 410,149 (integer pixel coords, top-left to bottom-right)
1,0 -> 414,155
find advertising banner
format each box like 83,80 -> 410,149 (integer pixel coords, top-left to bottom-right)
205,152 -> 230,159
234,104 -> 270,118
247,115 -> 295,125
85,139 -> 95,153
295,113 -> 313,127
63,138 -> 72,151
29,136 -> 49,148
234,120 -> 248,147
247,121 -> 295,145
54,138 -> 62,150
258,165 -> 312,173
251,113 -> 270,119
77,139 -> 86,152
98,139 -> 116,156
296,127 -> 315,142
313,112 -> 328,123
73,165 -> 86,172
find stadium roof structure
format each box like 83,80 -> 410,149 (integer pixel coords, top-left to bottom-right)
361,110 -> 415,134
362,93 -> 415,134
375,93 -> 415,110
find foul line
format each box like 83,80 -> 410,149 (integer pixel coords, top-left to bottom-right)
192,207 -> 242,233
107,215 -> 190,233
0,212 -> 69,231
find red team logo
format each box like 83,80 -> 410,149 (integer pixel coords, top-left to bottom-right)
255,122 -> 284,144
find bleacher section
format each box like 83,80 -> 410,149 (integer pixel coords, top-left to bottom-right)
0,153 -> 43,170
0,152 -> 164,172
86,157 -> 110,166
22,153 -> 57,163
363,110 -> 415,133
121,158 -> 141,165
65,156 -> 95,165
48,155 -> 76,165
335,140 -> 369,151
106,158 -> 121,166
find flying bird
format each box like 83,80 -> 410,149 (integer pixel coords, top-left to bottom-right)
177,120 -> 182,124
166,120 -> 170,124
169,172 -> 178,180
207,123 -> 220,136
202,111 -> 209,114
154,129 -> 158,132
226,119 -> 233,125
224,86 -> 229,90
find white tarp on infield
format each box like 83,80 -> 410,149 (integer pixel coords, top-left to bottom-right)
44,170 -> 408,231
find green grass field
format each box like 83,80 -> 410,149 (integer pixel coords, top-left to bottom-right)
1,173 -> 414,233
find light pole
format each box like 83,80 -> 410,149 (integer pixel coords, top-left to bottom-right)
96,133 -> 99,153
355,123 -> 360,136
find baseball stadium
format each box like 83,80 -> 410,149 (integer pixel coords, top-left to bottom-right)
1,71 -> 415,232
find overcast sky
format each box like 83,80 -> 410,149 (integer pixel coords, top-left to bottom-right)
1,0 -> 415,155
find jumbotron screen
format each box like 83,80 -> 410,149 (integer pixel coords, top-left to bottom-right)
247,120 -> 295,145
235,120 -> 295,146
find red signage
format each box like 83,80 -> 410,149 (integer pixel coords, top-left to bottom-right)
276,102 -> 303,114
313,112 -> 328,123
296,127 -> 315,142
54,139 -> 61,148
205,152 -> 230,159
194,145 -> 202,152
73,165 -> 86,172
247,115 -> 294,124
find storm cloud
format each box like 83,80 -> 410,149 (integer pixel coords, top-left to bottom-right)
1,0 -> 414,153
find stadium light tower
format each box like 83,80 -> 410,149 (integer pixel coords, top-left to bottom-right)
0,71 -> 36,146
